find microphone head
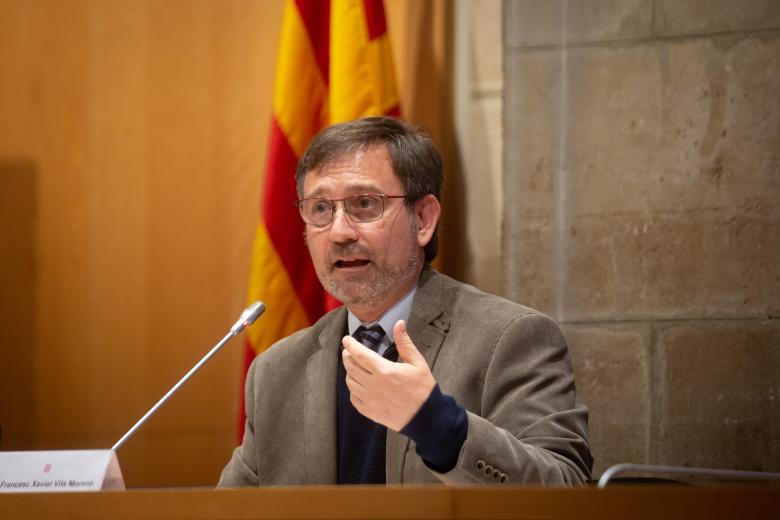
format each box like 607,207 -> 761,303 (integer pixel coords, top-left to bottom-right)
242,301 -> 266,325
230,301 -> 266,335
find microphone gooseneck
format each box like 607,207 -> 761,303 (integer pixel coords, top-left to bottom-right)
111,302 -> 266,451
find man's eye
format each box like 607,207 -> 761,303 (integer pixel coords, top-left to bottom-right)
355,196 -> 378,209
311,201 -> 331,214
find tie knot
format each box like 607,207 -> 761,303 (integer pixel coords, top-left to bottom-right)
353,325 -> 386,351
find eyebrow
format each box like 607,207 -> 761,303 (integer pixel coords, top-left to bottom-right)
306,183 -> 384,199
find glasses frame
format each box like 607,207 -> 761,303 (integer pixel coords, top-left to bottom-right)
294,193 -> 407,227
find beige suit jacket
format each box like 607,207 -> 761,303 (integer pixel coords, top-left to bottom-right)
219,268 -> 592,486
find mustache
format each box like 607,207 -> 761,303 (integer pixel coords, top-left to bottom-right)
327,243 -> 373,261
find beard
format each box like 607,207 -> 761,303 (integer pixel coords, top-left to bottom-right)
316,221 -> 422,308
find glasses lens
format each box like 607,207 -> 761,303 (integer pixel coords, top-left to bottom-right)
302,198 -> 333,226
345,194 -> 383,222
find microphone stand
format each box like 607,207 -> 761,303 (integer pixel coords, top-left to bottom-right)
111,301 -> 265,451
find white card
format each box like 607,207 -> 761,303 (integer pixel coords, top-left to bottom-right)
0,450 -> 125,493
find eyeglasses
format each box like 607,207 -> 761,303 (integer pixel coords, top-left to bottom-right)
295,193 -> 407,227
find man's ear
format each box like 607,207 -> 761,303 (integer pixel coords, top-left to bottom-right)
414,194 -> 441,248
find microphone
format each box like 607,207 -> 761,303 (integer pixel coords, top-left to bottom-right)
230,301 -> 265,335
111,301 -> 266,451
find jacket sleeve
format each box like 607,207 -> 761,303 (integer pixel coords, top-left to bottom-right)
432,312 -> 592,485
217,357 -> 261,487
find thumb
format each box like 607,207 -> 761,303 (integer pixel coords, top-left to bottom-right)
393,320 -> 426,366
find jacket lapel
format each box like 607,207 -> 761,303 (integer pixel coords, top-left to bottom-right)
303,307 -> 346,484
386,268 -> 450,483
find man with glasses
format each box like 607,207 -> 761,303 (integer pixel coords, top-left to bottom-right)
220,116 -> 592,486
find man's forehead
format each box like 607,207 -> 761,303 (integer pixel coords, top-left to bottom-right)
311,144 -> 389,171
303,145 -> 399,194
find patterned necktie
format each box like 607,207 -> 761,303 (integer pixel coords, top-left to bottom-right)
353,324 -> 386,352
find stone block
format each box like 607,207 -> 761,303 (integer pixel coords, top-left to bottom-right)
562,212 -> 779,321
654,320 -> 780,472
503,220 -> 559,316
503,34 -> 780,320
654,0 -> 780,37
503,49 -> 561,221
562,35 -> 780,220
563,323 -> 652,477
504,0 -> 652,49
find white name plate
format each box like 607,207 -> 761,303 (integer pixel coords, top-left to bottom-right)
0,450 -> 124,493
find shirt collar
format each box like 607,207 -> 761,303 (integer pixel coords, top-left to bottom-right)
347,284 -> 417,344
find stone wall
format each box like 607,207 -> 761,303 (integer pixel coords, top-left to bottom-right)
503,0 -> 780,478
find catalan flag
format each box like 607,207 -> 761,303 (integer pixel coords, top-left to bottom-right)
239,0 -> 400,438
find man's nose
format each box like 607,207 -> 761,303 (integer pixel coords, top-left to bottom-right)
328,203 -> 358,242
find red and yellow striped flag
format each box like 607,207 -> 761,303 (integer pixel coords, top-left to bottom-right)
239,0 -> 400,438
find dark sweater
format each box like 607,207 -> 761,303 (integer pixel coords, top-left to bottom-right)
336,345 -> 468,483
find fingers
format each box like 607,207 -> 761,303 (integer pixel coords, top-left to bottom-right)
343,350 -> 368,412
343,350 -> 372,383
341,335 -> 379,373
342,335 -> 389,413
344,370 -> 364,397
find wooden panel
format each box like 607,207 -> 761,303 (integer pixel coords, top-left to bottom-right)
0,0 -> 282,487
1,486 -> 779,520
0,160 -> 37,449
0,0 -> 451,487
